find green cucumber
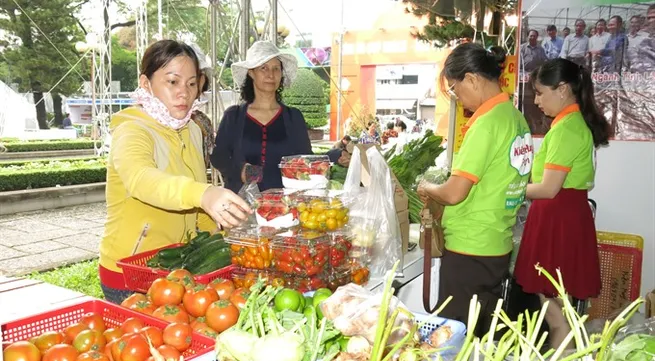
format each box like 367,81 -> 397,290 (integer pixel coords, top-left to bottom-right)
182,238 -> 227,270
186,247 -> 232,275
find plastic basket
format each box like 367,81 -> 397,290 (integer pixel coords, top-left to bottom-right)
597,231 -> 644,250
414,313 -> 467,359
117,244 -> 235,293
0,299 -> 213,359
587,243 -> 643,320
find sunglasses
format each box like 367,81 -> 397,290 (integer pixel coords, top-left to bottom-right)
447,83 -> 458,99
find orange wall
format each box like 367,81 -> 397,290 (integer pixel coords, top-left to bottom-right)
329,28 -> 449,140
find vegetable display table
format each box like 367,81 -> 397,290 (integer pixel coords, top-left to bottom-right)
0,275 -> 91,325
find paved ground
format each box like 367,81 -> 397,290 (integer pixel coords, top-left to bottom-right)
0,203 -> 106,276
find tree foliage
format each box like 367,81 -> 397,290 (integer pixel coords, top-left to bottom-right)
0,0 -> 85,128
282,69 -> 329,129
111,36 -> 138,92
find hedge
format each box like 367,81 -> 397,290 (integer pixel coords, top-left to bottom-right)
0,156 -> 102,168
283,69 -> 329,129
4,140 -> 96,152
0,166 -> 106,192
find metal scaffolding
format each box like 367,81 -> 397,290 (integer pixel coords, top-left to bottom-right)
135,0 -> 149,76
93,0 -> 113,156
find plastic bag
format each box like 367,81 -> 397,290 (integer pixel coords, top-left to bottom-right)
237,182 -> 260,225
510,201 -> 529,275
606,318 -> 655,361
319,283 -> 413,345
344,146 -> 402,278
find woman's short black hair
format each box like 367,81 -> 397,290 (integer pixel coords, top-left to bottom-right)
395,120 -> 407,131
239,65 -> 285,104
140,40 -> 200,80
439,43 -> 506,92
531,58 -> 612,147
386,122 -> 395,130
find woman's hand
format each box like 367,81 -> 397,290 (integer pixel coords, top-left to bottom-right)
201,186 -> 252,229
417,180 -> 435,203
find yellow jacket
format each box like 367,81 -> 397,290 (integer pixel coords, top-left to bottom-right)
100,107 -> 216,273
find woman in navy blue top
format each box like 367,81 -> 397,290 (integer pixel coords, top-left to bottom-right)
211,41 -> 312,194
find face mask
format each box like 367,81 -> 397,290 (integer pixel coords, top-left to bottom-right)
130,85 -> 205,130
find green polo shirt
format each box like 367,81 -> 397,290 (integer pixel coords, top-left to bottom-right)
443,93 -> 534,256
531,104 -> 595,190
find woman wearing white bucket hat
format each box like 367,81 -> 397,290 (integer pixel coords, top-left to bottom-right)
211,41 -> 312,193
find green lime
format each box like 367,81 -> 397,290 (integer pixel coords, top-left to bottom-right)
305,295 -> 313,306
303,305 -> 315,319
274,288 -> 302,312
312,293 -> 331,319
314,288 -> 332,298
298,293 -> 306,311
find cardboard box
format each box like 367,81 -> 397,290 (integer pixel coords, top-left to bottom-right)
647,289 -> 655,318
398,208 -> 410,254
354,144 -> 410,254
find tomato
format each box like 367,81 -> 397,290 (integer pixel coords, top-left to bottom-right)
161,323 -> 192,353
120,335 -> 150,361
166,269 -> 194,290
103,329 -> 124,344
3,341 -> 41,361
42,344 -> 79,361
209,278 -> 235,300
195,323 -> 219,339
120,318 -> 145,334
155,345 -> 180,361
228,288 -> 249,309
129,300 -> 156,315
120,294 -> 147,309
35,331 -> 65,352
205,300 -> 239,333
79,313 -> 106,334
77,351 -> 110,361
73,330 -> 106,353
147,279 -> 185,307
64,324 -> 90,345
138,327 -> 163,348
152,305 -> 189,324
182,284 -> 219,317
107,340 -> 123,361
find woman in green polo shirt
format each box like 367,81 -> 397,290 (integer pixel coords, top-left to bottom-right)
514,58 -> 611,348
417,43 -> 534,337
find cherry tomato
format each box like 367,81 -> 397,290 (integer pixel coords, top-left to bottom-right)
73,330 -> 106,353
209,278 -> 235,300
162,323 -> 193,352
182,284 -> 219,318
120,335 -> 150,361
3,341 -> 41,361
205,300 -> 239,333
102,329 -> 123,344
35,331 -> 65,353
147,278 -> 185,307
155,345 -> 180,361
120,318 -> 145,334
152,305 -> 189,324
42,344 -> 79,361
229,288 -> 249,310
138,327 -> 163,348
79,313 -> 106,334
120,294 -> 148,309
77,351 -> 110,361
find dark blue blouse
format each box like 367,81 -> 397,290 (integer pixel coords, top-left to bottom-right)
242,109 -> 288,191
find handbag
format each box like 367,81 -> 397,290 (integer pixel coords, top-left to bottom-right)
420,199 -> 446,313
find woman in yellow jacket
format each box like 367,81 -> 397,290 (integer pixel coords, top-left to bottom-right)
100,40 -> 251,303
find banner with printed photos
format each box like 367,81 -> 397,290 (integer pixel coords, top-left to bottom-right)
519,0 -> 655,140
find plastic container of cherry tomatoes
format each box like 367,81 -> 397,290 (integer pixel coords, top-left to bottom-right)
328,229 -> 355,272
326,269 -> 352,291
270,228 -> 330,277
231,267 -> 284,289
254,188 -> 300,228
282,272 -> 329,293
279,155 -> 331,190
351,261 -> 371,285
225,225 -> 278,270
295,189 -> 351,232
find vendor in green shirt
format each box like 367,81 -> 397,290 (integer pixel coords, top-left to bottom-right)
418,43 -> 534,337
514,58 -> 611,349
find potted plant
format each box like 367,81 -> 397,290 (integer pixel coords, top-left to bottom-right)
282,69 -> 329,141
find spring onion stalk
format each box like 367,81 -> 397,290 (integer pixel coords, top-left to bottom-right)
454,295 -> 481,361
310,318 -> 327,361
485,299 -> 503,351
594,297 -> 644,361
370,260 -> 401,361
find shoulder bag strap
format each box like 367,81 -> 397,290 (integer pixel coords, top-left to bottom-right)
421,207 -> 438,313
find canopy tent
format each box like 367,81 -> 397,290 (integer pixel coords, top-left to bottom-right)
0,81 -> 38,138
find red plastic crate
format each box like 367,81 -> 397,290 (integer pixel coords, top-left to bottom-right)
117,244 -> 235,293
1,299 -> 214,360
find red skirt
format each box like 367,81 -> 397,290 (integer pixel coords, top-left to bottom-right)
514,188 -> 601,299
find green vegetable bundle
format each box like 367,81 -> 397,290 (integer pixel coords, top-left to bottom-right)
146,231 -> 231,274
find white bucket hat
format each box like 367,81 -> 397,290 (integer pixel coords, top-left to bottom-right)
189,43 -> 212,72
231,40 -> 298,88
